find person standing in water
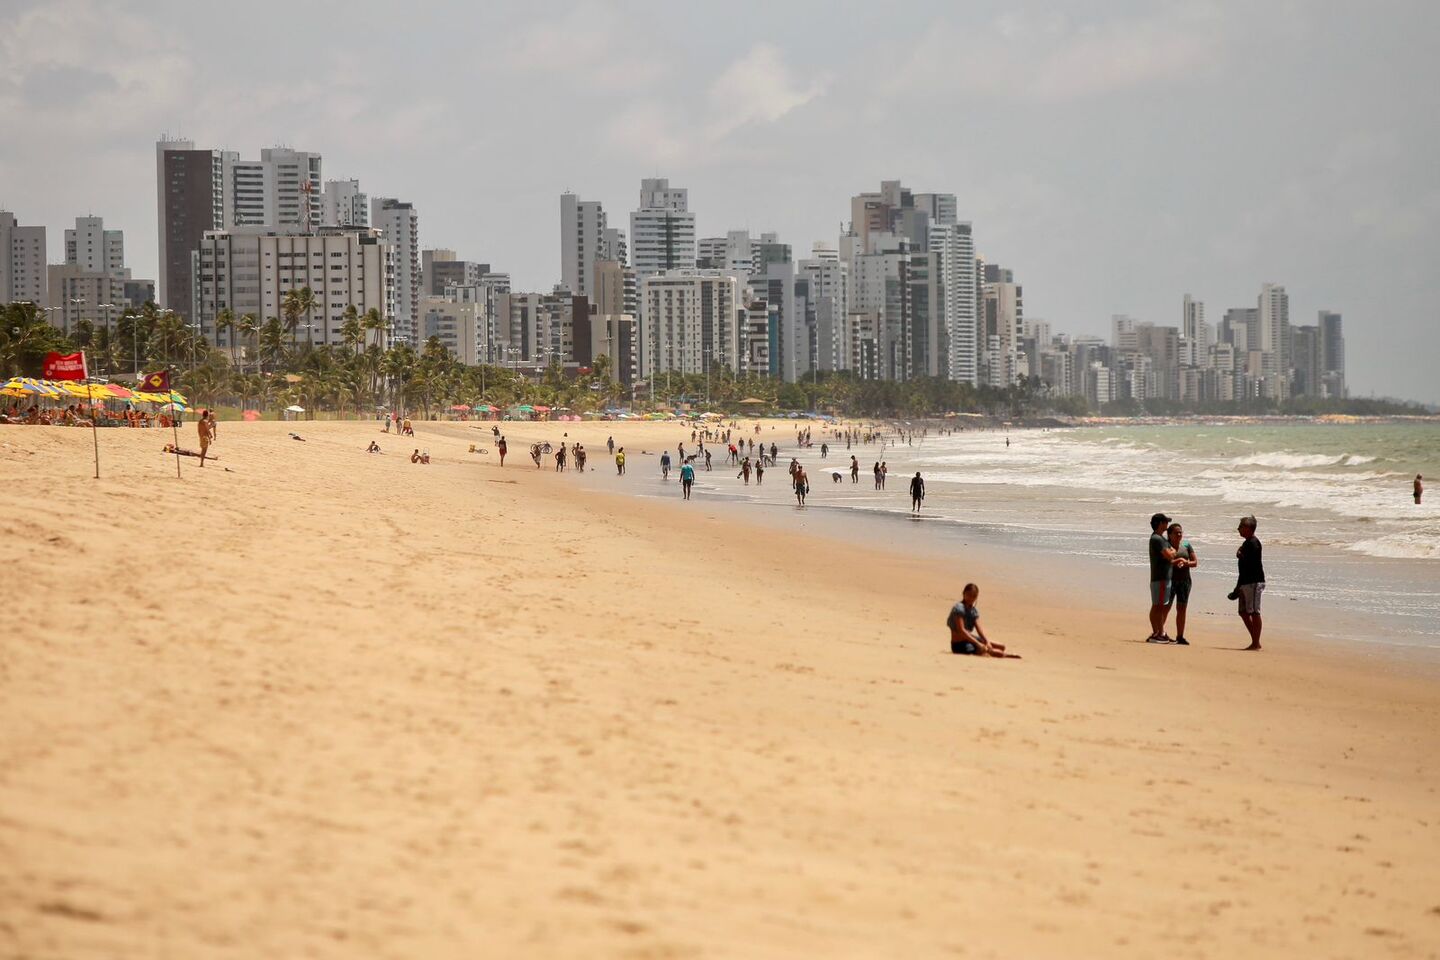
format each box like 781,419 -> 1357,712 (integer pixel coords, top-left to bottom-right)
1415,474 -> 1424,504
680,458 -> 696,500
909,472 -> 925,514
850,455 -> 860,483
660,450 -> 672,480
793,463 -> 809,506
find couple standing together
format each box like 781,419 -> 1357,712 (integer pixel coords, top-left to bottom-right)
1147,511 -> 1265,650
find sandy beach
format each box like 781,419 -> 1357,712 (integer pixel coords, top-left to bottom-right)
2,418 -> 1437,958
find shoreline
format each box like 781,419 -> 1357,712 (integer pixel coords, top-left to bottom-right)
3,419 -> 1438,958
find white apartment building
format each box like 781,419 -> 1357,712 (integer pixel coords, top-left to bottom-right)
640,271 -> 741,377
1258,282 -> 1289,389
560,192 -> 607,299
629,178 -> 696,281
45,266 -> 126,336
929,221 -> 977,384
228,148 -> 323,231
798,256 -> 848,373
0,210 -> 47,304
848,245 -> 911,381
322,179 -> 369,228
193,226 -> 394,351
420,284 -> 494,366
372,198 -> 419,344
65,216 -> 127,279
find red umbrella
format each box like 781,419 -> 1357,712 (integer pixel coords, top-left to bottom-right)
450,404 -> 471,411
104,383 -> 135,399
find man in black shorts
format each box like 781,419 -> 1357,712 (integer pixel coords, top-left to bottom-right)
909,471 -> 925,513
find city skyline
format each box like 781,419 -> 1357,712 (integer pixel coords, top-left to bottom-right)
1,0 -> 1436,401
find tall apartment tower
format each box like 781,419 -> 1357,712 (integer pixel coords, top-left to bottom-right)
372,198 -> 420,343
1319,310 -> 1346,398
322,179 -> 369,228
1258,282 -> 1290,396
64,216 -> 127,279
227,148 -> 323,231
560,192 -> 608,299
930,220 -> 977,384
629,178 -> 695,280
0,210 -> 48,304
156,138 -> 226,317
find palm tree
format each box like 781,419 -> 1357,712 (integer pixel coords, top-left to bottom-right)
215,308 -> 237,369
340,305 -> 363,356
259,316 -> 286,375
362,308 -> 386,352
281,288 -> 315,351
237,313 -> 259,373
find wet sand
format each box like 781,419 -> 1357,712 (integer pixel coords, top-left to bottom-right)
2,419 -> 1437,958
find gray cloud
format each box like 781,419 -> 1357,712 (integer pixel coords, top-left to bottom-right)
1,0 -> 1436,402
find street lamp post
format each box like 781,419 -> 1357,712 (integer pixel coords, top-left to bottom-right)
67,297 -> 86,339
99,303 -> 117,376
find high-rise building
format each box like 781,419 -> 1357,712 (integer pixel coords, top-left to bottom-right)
560,192 -> 607,299
1319,310 -> 1346,398
227,148 -> 323,231
321,179 -> 369,228
64,216 -> 127,279
45,266 -> 126,336
629,178 -> 696,281
156,138 -> 226,317
640,271 -> 741,378
929,221 -> 977,383
798,256 -> 848,374
0,209 -> 48,305
193,226 -> 393,350
1258,282 -> 1289,388
982,264 -> 1022,388
372,198 -> 419,343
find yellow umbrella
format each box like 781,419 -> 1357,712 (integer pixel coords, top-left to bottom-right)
2,377 -> 61,398
58,381 -> 114,399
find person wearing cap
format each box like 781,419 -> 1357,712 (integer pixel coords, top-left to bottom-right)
1147,511 -> 1180,642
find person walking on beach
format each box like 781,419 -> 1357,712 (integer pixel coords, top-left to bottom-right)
661,450 -> 672,480
704,448 -> 712,471
497,436 -> 507,466
1167,522 -> 1197,646
880,461 -> 888,488
755,458 -> 764,485
1147,512 -> 1179,643
555,445 -> 567,472
680,458 -> 695,500
197,410 -> 215,466
616,447 -> 626,475
821,442 -> 829,459
793,464 -> 809,506
576,445 -> 586,472
1231,515 -> 1265,651
910,471 -> 925,514
738,457 -> 752,484
873,461 -> 882,489
1416,475 -> 1424,504
531,443 -> 543,468
850,455 -> 860,483
607,436 -> 615,456
946,583 -> 1017,658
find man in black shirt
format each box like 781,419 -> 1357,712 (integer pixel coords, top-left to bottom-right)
1231,515 -> 1265,651
910,472 -> 925,514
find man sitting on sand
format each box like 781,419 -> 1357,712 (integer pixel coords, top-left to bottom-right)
367,441 -> 381,453
947,584 -> 1017,658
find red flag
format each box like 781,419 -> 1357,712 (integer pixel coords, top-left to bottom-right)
43,352 -> 88,381
139,370 -> 171,392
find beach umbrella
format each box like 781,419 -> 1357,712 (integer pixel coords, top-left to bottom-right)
533,405 -> 551,412
285,405 -> 305,413
2,378 -> 60,397
103,383 -> 134,399
450,404 -> 471,411
737,397 -> 767,405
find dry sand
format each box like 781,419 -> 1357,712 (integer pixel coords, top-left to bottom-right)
1,418 -> 1437,959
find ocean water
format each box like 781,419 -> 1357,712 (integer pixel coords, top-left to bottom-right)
658,421 -> 1440,654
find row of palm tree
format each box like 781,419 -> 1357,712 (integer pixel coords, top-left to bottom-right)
4,295 -> 1065,419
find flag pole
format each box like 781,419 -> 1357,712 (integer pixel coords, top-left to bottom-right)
169,365 -> 182,478
85,351 -> 100,479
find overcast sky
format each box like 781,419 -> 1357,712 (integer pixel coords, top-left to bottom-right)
2,0 -> 1436,402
